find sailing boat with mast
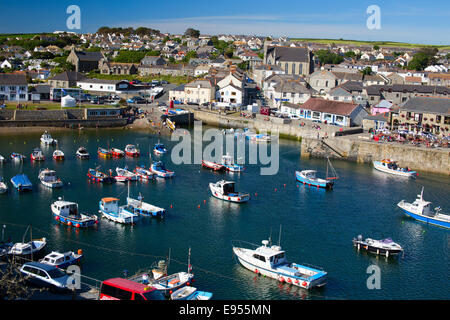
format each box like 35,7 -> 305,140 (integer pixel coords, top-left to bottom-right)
295,157 -> 338,189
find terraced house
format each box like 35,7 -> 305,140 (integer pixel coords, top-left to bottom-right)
391,97 -> 450,137
0,74 -> 28,101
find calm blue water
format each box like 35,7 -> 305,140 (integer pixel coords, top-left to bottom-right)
0,128 -> 449,300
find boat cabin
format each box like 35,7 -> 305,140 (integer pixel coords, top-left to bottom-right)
53,201 -> 80,218
100,198 -> 120,213
41,252 -> 74,266
253,240 -> 288,268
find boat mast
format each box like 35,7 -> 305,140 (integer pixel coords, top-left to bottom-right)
30,224 -> 33,261
278,225 -> 282,246
187,247 -> 191,274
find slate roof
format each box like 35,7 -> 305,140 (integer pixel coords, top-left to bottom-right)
0,73 -> 27,85
267,46 -> 310,63
49,71 -> 86,82
365,84 -> 450,96
74,51 -> 104,62
400,97 -> 450,115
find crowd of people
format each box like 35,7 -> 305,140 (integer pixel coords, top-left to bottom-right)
370,129 -> 450,148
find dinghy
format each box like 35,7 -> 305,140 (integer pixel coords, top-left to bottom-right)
170,287 -> 213,300
373,159 -> 417,177
134,166 -> 154,180
153,142 -> 167,155
0,177 -> 8,194
221,154 -> 244,172
151,161 -> 175,178
353,235 -> 403,257
87,168 -> 116,184
125,144 -> 140,157
11,174 -> 32,191
11,152 -> 25,162
110,148 -> 125,158
30,148 -> 45,161
116,167 -> 138,181
202,160 -> 225,171
52,150 -> 65,161
97,147 -> 111,159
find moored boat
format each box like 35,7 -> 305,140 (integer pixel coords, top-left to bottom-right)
127,191 -> 165,218
87,168 -> 116,184
295,158 -> 338,189
40,250 -> 83,269
116,167 -> 138,182
232,238 -> 327,289
209,180 -> 250,203
76,147 -> 90,159
40,131 -> 57,145
110,148 -> 125,158
250,133 -> 271,143
134,166 -> 154,180
373,159 -> 417,178
151,161 -> 175,178
98,147 -> 111,159
397,187 -> 450,229
153,142 -> 167,155
0,155 -> 5,163
125,144 -> 140,157
38,168 -> 63,188
0,177 -> 8,194
8,237 -> 47,259
170,287 -> 213,300
30,148 -> 45,161
51,199 -> 98,228
52,150 -> 65,161
11,174 -> 32,191
352,235 -> 403,257
221,154 -> 244,172
11,152 -> 25,162
99,197 -> 139,224
202,160 -> 225,171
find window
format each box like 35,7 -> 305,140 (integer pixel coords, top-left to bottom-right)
9,86 -> 15,91
19,94 -> 25,99
252,254 -> 266,262
19,86 -> 26,91
0,86 -> 4,91
100,284 -> 133,300
436,115 -> 441,123
292,63 -> 296,74
444,116 -> 450,125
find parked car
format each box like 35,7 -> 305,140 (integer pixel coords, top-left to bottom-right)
20,262 -> 71,292
99,278 -> 165,300
127,96 -> 147,104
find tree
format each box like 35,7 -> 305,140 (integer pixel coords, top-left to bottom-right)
314,50 -> 344,65
373,45 -> 380,50
361,67 -> 373,75
184,28 -> 200,38
408,47 -> 438,71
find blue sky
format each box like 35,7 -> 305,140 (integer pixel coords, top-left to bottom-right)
0,0 -> 449,45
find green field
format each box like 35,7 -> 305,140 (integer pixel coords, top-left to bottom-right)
88,73 -> 195,85
289,38 -> 450,50
0,33 -> 49,40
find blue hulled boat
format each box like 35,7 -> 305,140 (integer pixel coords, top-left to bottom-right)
397,187 -> 450,229
11,174 -> 32,191
151,161 -> 175,178
295,158 -> 337,189
153,142 -> 168,155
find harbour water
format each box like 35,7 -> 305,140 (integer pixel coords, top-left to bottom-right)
0,128 -> 449,300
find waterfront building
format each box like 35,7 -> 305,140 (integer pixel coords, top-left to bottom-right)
0,73 -> 28,101
48,71 -> 87,88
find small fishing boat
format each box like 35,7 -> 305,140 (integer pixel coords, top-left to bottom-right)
51,199 -> 98,228
125,144 -> 140,157
151,161 -> 175,178
8,237 -> 47,258
221,154 -> 244,172
38,168 -> 63,188
127,185 -> 165,218
97,147 -> 111,159
30,148 -> 45,161
40,250 -> 83,269
232,236 -> 327,289
76,147 -> 90,159
352,235 -> 403,257
40,131 -> 57,145
0,155 -> 5,163
11,174 -> 32,191
170,287 -> 213,300
134,166 -> 154,180
11,152 -> 25,162
110,148 -> 125,158
52,150 -> 65,161
373,159 -> 417,177
87,168 -> 116,184
397,187 -> 450,229
209,180 -> 250,203
202,160 -> 225,171
153,142 -> 167,155
250,133 -> 271,143
99,197 -> 139,224
0,177 -> 8,194
116,167 -> 138,181
295,158 -> 338,189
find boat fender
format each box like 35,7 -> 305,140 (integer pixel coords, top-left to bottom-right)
287,278 -> 292,283
302,281 -> 307,287
78,249 -> 83,255
186,282 -> 190,286
55,216 -> 60,221
295,280 -> 299,284
279,277 -> 284,283
254,269 -> 258,274
67,221 -> 72,226
75,223 -> 81,228
228,197 -> 231,201
237,197 -> 240,202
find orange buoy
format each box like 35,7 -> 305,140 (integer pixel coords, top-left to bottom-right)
170,204 -> 173,209
78,249 -> 83,255
203,200 -> 206,204
75,223 -> 81,228
67,221 -> 72,226
197,205 -> 200,208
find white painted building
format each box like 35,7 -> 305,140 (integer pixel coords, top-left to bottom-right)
0,74 -> 29,101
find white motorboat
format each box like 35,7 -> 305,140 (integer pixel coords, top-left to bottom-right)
76,147 -> 90,159
170,286 -> 213,300
41,131 -> 57,145
116,167 -> 138,181
352,235 -> 403,257
8,238 -> 47,258
373,159 -> 417,177
397,187 -> 450,229
209,180 -> 250,203
51,199 -> 98,228
232,238 -> 327,289
221,154 -> 244,172
38,169 -> 63,188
